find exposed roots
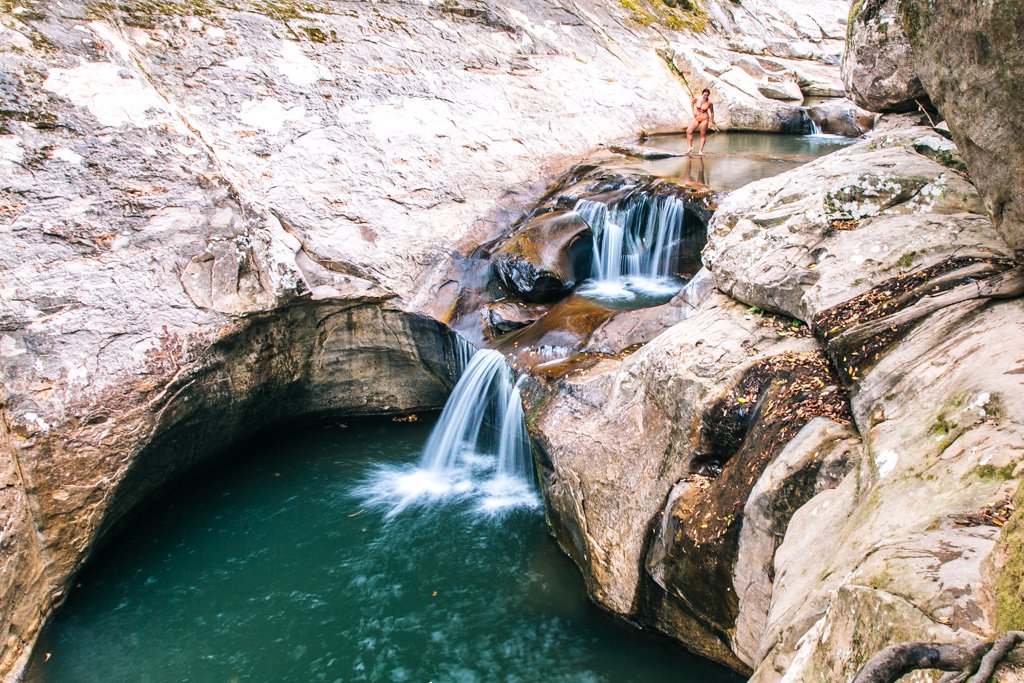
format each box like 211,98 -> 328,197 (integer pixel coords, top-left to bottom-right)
854,632 -> 1024,683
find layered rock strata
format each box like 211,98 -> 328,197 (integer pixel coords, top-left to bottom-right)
0,0 -> 779,675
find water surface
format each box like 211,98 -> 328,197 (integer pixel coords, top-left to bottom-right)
26,419 -> 742,683
617,130 -> 857,191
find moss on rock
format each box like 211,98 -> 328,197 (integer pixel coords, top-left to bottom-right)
996,482 -> 1024,631
615,0 -> 708,32
86,0 -> 217,27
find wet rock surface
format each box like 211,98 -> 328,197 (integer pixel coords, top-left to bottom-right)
804,98 -> 876,137
491,211 -> 593,302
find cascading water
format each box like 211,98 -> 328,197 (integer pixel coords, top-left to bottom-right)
359,343 -> 537,516
807,115 -> 822,136
575,190 -> 704,303
419,349 -> 511,472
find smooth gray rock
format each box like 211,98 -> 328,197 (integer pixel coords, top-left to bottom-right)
703,127 -> 1009,323
898,0 -> 1024,254
841,0 -> 928,113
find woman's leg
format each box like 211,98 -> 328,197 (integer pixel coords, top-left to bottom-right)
685,119 -> 698,154
698,120 -> 710,155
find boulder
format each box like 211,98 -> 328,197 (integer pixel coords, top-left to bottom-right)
491,211 -> 593,302
480,301 -> 549,336
897,0 -> 1024,254
703,127 -> 1010,323
805,97 -> 876,137
529,287 -> 825,668
758,77 -> 803,102
532,117 -> 1024,681
729,417 -> 859,667
841,0 -> 929,113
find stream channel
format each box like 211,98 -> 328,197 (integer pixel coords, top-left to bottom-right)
25,131 -> 855,682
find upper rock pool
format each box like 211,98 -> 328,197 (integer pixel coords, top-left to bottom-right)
617,130 -> 858,191
24,417 -> 742,683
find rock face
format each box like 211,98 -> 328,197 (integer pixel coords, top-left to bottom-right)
0,0 -> 860,676
895,0 -> 1024,255
660,0 -> 852,133
841,0 -> 928,112
703,127 -> 1003,322
491,211 -> 593,302
530,126 -> 1024,681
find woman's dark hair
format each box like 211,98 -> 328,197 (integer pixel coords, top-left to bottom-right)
701,88 -> 711,95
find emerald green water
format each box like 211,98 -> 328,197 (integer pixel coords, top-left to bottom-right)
25,418 -> 741,683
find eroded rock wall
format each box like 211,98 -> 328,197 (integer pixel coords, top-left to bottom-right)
2,301 -> 459,677
0,0 -> 730,674
530,126 -> 1024,680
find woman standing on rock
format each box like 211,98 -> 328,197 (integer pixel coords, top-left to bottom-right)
686,88 -> 715,156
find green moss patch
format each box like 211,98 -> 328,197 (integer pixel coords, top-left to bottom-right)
86,0 -> 216,27
616,0 -> 708,32
996,482 -> 1024,631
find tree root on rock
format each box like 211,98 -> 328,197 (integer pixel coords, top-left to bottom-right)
853,632 -> 1024,683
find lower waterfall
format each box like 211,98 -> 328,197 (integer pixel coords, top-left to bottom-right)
359,344 -> 537,516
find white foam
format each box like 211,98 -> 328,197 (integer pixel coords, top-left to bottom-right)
577,280 -> 637,301
355,461 -> 538,519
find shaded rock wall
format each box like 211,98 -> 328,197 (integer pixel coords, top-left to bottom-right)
1,301 -> 460,677
841,0 -> 927,112
843,0 -> 1024,254
897,0 -> 1024,255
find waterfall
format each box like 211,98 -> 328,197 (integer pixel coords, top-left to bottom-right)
359,344 -> 537,516
496,379 -> 531,481
420,348 -> 513,472
575,190 -> 704,301
576,194 -> 688,280
806,112 -> 822,135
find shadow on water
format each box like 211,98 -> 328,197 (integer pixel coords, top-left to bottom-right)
24,418 -> 743,683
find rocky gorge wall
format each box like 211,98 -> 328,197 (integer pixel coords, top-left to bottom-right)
522,2 -> 1024,674
843,0 -> 1024,255
0,0 -> 858,677
7,0 -> 1022,680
